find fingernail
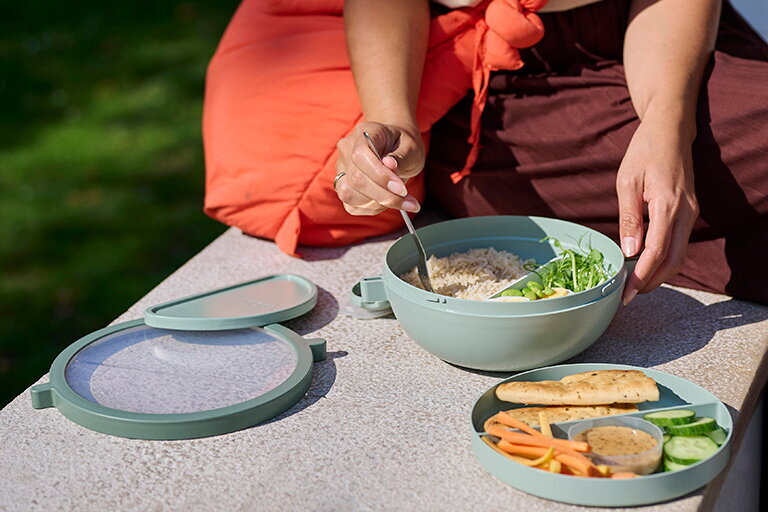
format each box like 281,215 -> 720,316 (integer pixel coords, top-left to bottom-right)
387,180 -> 407,197
401,200 -> 420,213
623,288 -> 638,306
383,155 -> 398,169
621,237 -> 637,257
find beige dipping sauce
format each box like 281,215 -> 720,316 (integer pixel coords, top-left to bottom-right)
575,426 -> 658,455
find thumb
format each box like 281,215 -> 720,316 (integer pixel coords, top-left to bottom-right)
387,131 -> 424,180
617,175 -> 644,258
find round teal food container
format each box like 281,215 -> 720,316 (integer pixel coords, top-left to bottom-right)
353,216 -> 627,371
471,364 -> 732,506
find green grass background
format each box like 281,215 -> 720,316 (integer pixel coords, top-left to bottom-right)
0,1 -> 238,406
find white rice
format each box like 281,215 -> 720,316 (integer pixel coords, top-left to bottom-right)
400,247 -> 534,300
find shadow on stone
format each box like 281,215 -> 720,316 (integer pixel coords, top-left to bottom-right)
441,286 -> 768,377
282,286 -> 338,335
572,287 -> 768,367
260,350 -> 348,426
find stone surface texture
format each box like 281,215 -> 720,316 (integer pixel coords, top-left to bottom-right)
2,227 -> 767,512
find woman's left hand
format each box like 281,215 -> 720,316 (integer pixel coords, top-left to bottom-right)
616,112 -> 700,305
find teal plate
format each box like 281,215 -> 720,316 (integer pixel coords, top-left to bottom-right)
471,363 -> 732,507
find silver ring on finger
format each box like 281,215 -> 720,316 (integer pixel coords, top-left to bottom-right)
333,171 -> 346,191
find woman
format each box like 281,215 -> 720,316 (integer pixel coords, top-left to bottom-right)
203,0 -> 767,304
332,0 -> 768,304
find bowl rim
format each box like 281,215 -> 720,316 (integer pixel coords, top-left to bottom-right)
383,215 -> 626,313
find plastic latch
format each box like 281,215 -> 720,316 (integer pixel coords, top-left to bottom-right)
360,276 -> 388,303
348,276 -> 392,318
30,382 -> 56,409
305,338 -> 327,362
600,278 -> 617,297
264,324 -> 327,363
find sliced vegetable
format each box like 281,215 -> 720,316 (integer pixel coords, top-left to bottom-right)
556,452 -> 602,477
487,426 -> 590,453
494,411 -> 544,437
663,434 -> 671,444
492,413 -> 591,452
663,435 -> 719,465
596,464 -> 612,477
496,440 -> 549,459
501,288 -> 523,297
494,440 -> 555,466
482,435 -> 515,458
705,427 -> 727,446
644,409 -> 696,427
610,472 -> 639,479
666,417 -> 718,436
559,464 -> 588,477
548,459 -> 562,473
663,458 -> 690,472
482,436 -> 544,463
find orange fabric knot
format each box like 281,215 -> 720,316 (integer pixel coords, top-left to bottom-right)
450,0 -> 547,184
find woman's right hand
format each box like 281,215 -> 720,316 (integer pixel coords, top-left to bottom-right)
334,121 -> 425,216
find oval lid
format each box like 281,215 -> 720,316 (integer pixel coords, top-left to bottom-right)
144,274 -> 317,330
30,320 -> 326,439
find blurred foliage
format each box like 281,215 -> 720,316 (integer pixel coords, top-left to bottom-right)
0,1 -> 238,406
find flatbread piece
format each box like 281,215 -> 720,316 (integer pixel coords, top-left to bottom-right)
483,403 -> 639,432
495,370 -> 659,405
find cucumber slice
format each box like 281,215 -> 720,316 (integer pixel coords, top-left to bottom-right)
663,457 -> 690,472
644,409 -> 696,427
667,417 -> 718,435
664,435 -> 719,465
706,427 -> 727,446
663,434 -> 671,444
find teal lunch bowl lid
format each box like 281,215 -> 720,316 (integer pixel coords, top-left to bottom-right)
144,274 -> 317,330
30,274 -> 326,440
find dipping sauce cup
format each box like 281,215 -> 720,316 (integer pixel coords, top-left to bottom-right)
568,416 -> 664,475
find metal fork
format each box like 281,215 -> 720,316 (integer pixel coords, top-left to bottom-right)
363,131 -> 434,293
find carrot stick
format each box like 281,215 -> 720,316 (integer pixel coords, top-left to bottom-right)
497,440 -> 549,458
559,464 -> 583,476
487,426 -> 590,453
497,439 -> 602,477
610,472 -> 639,479
494,412 -> 590,452
492,440 -> 555,466
481,437 -> 554,466
495,411 -> 542,436
556,452 -> 602,477
482,437 -> 546,465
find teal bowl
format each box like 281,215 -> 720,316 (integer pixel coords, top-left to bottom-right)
355,216 -> 627,371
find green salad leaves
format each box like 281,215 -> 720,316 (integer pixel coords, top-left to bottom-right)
525,237 -> 612,293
